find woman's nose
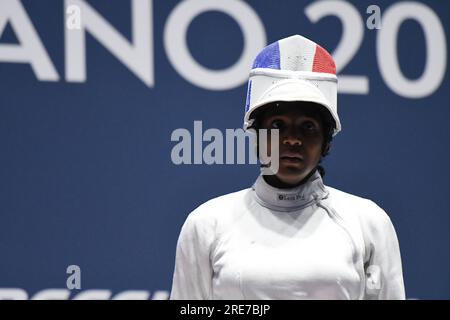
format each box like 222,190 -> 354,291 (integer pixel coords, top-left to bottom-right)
283,137 -> 302,146
282,130 -> 302,146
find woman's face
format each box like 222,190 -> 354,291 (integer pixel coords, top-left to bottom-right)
259,102 -> 326,187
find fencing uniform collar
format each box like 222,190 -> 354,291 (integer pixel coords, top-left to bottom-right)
252,169 -> 329,212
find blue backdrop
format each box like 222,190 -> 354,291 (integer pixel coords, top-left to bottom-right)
0,0 -> 449,299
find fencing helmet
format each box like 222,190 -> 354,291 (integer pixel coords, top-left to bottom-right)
243,34 -> 341,136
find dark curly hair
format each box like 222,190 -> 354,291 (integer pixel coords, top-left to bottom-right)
248,101 -> 335,178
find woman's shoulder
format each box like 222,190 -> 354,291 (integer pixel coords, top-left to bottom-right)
184,187 -> 252,225
325,185 -> 372,204
324,185 -> 394,227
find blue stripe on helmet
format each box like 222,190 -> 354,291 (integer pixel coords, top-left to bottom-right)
252,41 -> 280,70
245,80 -> 252,112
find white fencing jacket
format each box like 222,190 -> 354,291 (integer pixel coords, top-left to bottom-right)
170,170 -> 405,300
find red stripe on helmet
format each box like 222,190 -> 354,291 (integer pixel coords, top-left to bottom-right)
312,45 -> 336,75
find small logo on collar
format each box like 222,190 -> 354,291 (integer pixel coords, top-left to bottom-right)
277,193 -> 305,201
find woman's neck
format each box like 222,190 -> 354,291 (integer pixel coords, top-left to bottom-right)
263,168 -> 317,189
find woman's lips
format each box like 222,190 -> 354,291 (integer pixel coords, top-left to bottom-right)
280,156 -> 303,163
280,151 -> 304,161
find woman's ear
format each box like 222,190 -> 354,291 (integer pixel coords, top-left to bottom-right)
322,142 -> 330,156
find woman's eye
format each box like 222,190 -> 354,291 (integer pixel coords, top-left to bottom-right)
270,119 -> 285,129
302,121 -> 317,131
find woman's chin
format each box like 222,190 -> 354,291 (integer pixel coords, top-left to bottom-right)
275,165 -> 316,186
276,172 -> 306,186
278,162 -> 306,174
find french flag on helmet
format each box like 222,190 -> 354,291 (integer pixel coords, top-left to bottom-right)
244,35 -> 341,136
